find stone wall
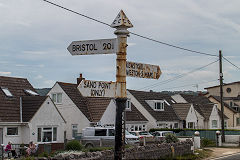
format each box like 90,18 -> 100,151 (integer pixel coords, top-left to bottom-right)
53,140 -> 193,160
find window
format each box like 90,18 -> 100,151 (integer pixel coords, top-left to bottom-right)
128,124 -> 146,131
224,121 -> 227,128
52,93 -> 62,104
157,123 -> 166,128
237,118 -> 240,126
7,127 -> 18,135
154,102 -> 164,111
24,89 -> 39,96
72,124 -> 78,138
108,129 -> 115,136
126,99 -> 131,110
174,123 -> 178,128
95,129 -> 107,136
212,120 -> 218,128
37,127 -> 57,142
1,87 -> 13,97
188,122 -> 195,129
230,101 -> 233,107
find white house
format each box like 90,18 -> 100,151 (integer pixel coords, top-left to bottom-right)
172,94 -> 228,129
0,76 -> 66,151
48,75 -> 148,139
127,89 -> 181,130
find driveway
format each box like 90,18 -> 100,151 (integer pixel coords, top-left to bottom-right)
204,147 -> 240,160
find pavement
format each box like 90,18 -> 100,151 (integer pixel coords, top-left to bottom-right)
204,147 -> 240,160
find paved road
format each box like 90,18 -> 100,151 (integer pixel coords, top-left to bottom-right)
211,152 -> 240,160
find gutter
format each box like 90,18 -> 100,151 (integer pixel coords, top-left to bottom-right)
20,97 -> 23,123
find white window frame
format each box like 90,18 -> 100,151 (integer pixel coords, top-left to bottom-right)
154,101 -> 164,111
51,93 -> 62,104
72,124 -> 78,139
212,120 -> 218,128
129,124 -> 146,131
125,99 -> 131,110
24,89 -> 39,96
1,87 -> 13,97
187,122 -> 195,129
7,127 -> 18,136
37,126 -> 57,143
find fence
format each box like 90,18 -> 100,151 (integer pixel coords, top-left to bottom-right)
176,130 -> 240,141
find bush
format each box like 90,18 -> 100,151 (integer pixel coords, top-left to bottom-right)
201,138 -> 216,147
38,152 -> 49,157
165,133 -> 179,143
149,128 -> 184,133
65,140 -> 83,151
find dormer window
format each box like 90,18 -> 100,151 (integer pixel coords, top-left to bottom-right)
154,102 -> 164,111
126,99 -> 131,110
145,100 -> 165,111
24,89 -> 39,96
1,87 -> 13,97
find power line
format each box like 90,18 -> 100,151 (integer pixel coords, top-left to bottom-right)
138,59 -> 219,90
159,79 -> 218,91
223,56 -> 240,70
129,32 -> 217,57
42,0 -> 218,57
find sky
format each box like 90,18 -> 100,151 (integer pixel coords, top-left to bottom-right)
0,0 -> 240,92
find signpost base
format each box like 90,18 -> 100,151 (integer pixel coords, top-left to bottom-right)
114,98 -> 127,160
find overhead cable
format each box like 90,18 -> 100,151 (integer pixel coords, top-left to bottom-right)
138,59 -> 219,91
42,0 -> 218,57
223,56 -> 240,70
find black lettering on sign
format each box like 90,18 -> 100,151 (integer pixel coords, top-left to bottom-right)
103,43 -> 113,50
84,81 -> 96,88
91,89 -> 105,97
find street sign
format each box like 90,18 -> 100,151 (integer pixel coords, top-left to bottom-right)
78,79 -> 116,97
67,38 -> 117,55
111,10 -> 133,28
126,61 -> 161,79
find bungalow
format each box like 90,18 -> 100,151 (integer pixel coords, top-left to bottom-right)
172,94 -> 228,129
0,76 -> 66,150
127,89 -> 181,130
47,75 -> 148,140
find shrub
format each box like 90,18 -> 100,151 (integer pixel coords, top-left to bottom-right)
65,140 -> 83,151
201,138 -> 216,147
38,152 -> 49,157
165,133 -> 179,143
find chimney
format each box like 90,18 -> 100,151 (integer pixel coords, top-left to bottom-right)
77,73 -> 85,85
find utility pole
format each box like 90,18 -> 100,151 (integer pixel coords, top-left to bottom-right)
219,50 -> 225,142
111,10 -> 133,160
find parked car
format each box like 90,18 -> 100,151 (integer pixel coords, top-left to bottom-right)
151,131 -> 174,142
129,131 -> 154,144
80,127 -> 139,148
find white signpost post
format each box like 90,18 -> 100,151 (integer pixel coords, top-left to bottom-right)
78,79 -> 116,98
126,61 -> 161,79
67,38 -> 117,55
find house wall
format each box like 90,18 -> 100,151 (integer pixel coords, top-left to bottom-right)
186,105 -> 204,129
29,97 -> 66,144
208,97 -> 240,129
48,83 -> 90,140
0,124 -> 27,145
206,83 -> 240,97
100,100 -> 116,126
209,105 -> 222,129
127,91 -> 157,130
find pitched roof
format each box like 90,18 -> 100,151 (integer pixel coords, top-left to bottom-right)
86,97 -> 111,122
0,76 -> 37,122
209,95 -> 238,113
22,96 -> 47,122
57,82 -> 92,121
128,89 -> 180,121
126,104 -> 148,122
204,81 -> 240,89
172,103 -> 191,120
35,88 -> 51,96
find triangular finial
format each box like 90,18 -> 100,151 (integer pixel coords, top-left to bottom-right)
111,10 -> 133,28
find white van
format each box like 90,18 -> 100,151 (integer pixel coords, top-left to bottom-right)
80,127 -> 139,148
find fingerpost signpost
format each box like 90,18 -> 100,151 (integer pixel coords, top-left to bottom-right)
68,10 -> 161,160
